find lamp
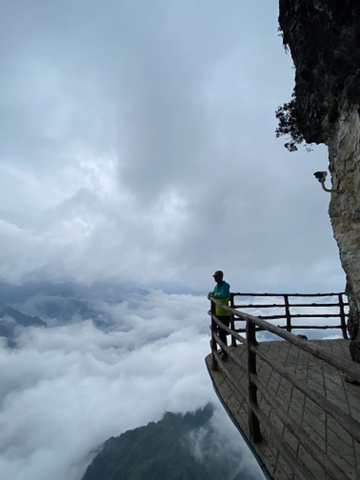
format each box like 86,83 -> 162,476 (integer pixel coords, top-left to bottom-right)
313,171 -> 341,193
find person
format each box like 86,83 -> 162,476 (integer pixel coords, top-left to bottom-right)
208,270 -> 231,361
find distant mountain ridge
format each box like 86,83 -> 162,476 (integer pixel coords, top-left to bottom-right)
0,281 -> 116,346
0,306 -> 47,347
82,405 -> 257,480
0,306 -> 45,327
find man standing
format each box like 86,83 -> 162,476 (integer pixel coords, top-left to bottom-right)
208,270 -> 231,361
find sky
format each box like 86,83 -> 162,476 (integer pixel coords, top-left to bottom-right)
0,2 -> 348,479
0,0 -> 346,294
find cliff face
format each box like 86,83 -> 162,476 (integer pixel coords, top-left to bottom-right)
278,0 -> 360,361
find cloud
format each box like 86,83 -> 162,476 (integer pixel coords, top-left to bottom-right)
0,283 -> 346,480
189,407 -> 264,478
0,5 -> 347,478
1,290 -> 264,480
0,1 -> 345,293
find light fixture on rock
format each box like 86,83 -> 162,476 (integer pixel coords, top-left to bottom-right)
313,171 -> 341,193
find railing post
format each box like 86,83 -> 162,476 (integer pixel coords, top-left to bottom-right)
230,293 -> 236,347
338,293 -> 348,339
284,294 -> 291,332
211,299 -> 218,370
246,319 -> 262,442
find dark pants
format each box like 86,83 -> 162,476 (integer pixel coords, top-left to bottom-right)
217,315 -> 231,348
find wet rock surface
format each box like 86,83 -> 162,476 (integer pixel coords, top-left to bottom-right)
278,0 -> 360,361
279,0 -> 360,144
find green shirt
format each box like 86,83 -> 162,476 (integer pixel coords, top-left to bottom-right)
213,281 -> 230,316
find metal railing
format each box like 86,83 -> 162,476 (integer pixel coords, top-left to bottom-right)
208,292 -> 360,480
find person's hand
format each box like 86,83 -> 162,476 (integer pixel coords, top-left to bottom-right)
207,292 -> 214,300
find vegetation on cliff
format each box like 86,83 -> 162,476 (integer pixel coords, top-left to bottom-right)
82,405 -> 257,480
276,0 -> 360,151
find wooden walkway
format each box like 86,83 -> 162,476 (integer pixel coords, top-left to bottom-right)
205,339 -> 360,480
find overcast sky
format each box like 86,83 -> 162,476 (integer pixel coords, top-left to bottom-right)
0,0 -> 346,294
0,2 -> 348,479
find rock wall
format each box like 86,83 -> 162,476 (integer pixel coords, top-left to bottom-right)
278,0 -> 360,361
327,106 -> 360,361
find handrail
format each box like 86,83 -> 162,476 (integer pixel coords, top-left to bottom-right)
208,292 -> 359,480
231,291 -> 348,297
212,297 -> 358,380
230,291 -> 348,338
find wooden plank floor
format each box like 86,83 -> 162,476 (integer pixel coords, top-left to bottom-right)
205,339 -> 360,480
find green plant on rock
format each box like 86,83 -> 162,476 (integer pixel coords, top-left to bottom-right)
275,96 -> 307,152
